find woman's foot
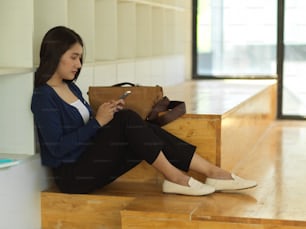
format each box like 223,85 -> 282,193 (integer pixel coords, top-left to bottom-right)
205,173 -> 257,191
162,177 -> 215,196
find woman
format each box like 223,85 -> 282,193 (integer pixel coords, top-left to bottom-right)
31,26 -> 256,195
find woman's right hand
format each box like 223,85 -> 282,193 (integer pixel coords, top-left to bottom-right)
95,99 -> 124,126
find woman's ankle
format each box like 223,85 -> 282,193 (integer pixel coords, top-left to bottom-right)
166,174 -> 190,186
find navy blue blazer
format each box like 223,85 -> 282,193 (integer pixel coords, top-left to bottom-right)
31,82 -> 101,167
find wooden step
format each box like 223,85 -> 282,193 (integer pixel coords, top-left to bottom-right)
120,121 -> 306,229
41,80 -> 281,229
42,120 -> 306,229
41,182 -> 163,229
116,80 -> 277,182
41,191 -> 133,229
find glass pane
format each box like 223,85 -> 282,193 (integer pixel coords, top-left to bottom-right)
196,0 -> 277,77
282,0 -> 306,116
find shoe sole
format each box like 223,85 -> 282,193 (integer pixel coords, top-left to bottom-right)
216,184 -> 258,192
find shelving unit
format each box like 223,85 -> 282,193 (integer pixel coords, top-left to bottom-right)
0,0 -> 33,72
1,0 -> 191,156
0,0 -> 34,155
118,1 -> 137,59
68,0 -> 96,63
33,0 -> 187,63
0,68 -> 33,76
33,0 -> 68,66
95,0 -> 118,61
0,72 -> 35,155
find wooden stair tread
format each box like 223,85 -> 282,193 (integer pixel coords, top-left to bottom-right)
163,79 -> 276,114
42,80 -> 290,229
94,181 -> 163,197
120,121 -> 306,228
194,120 -> 306,227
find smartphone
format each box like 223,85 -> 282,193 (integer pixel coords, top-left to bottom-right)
118,90 -> 131,99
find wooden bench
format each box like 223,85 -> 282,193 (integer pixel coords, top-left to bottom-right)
116,80 -> 277,182
41,80 -> 277,229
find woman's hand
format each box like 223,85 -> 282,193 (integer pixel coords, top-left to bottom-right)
95,99 -> 125,126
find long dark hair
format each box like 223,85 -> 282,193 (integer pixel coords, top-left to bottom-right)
34,26 -> 84,88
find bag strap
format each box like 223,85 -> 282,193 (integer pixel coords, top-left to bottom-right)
146,96 -> 186,126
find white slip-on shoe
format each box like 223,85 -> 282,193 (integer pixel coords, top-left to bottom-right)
205,173 -> 257,191
162,177 -> 215,196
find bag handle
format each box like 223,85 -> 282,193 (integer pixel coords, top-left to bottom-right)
87,82 -> 135,95
112,82 -> 136,87
146,96 -> 186,126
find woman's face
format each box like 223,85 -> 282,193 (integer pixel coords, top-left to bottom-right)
55,43 -> 83,81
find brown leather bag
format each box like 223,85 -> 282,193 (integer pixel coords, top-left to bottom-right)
88,82 -> 164,119
88,82 -> 186,126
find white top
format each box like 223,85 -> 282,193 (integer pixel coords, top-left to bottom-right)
70,99 -> 90,124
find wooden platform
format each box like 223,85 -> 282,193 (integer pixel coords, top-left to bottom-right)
120,120 -> 306,229
40,80 -> 306,229
116,80 -> 277,182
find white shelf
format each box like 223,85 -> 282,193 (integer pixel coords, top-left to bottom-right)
119,0 -> 185,12
152,7 -> 165,56
174,11 -> 185,54
117,1 -> 137,59
0,68 -> 33,76
68,0 -> 95,63
163,9 -> 176,55
34,0 -> 68,65
33,0 -> 187,62
0,0 -> 33,68
0,153 -> 32,169
136,4 -> 152,57
95,0 -> 118,61
0,73 -> 35,155
0,153 -> 34,161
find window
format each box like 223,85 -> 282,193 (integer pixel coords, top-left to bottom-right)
194,0 -> 306,119
194,0 -> 277,78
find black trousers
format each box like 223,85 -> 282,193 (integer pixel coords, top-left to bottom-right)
53,109 -> 196,194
